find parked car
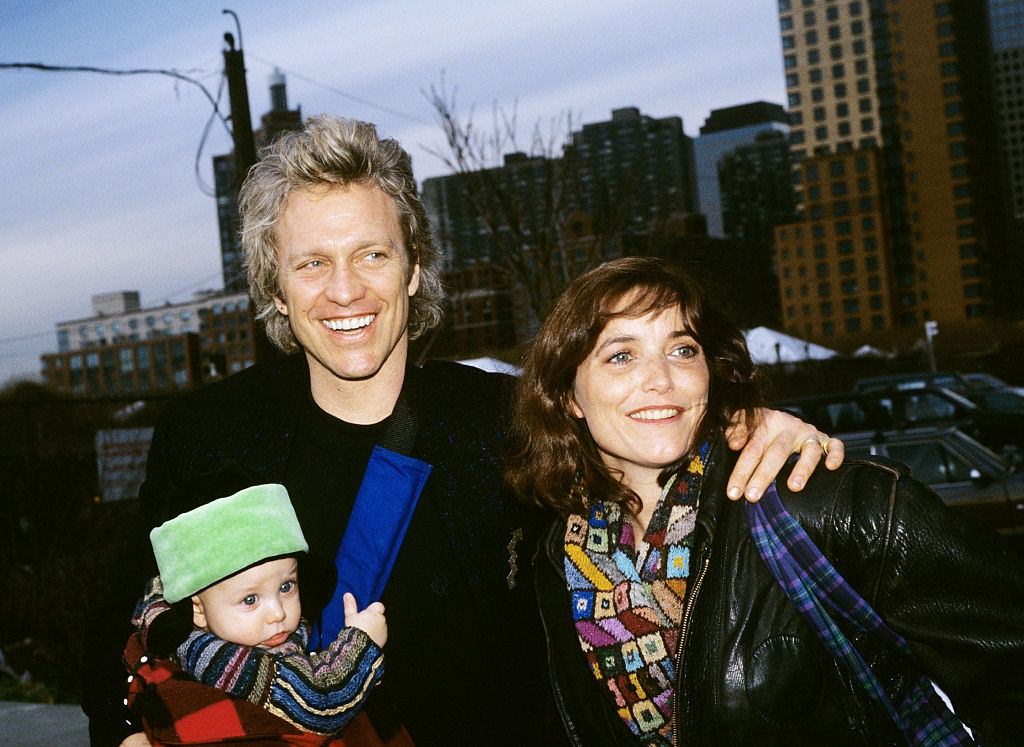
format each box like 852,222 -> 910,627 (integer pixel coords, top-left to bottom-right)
854,370 -> 1024,397
843,427 -> 1024,535
775,385 -> 1024,457
853,371 -> 972,394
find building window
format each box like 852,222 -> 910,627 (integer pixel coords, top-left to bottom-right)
841,279 -> 859,294
818,282 -> 832,297
870,295 -> 883,310
840,259 -> 856,274
810,68 -> 823,83
845,318 -> 862,332
820,301 -> 834,316
786,73 -> 799,87
789,92 -> 802,107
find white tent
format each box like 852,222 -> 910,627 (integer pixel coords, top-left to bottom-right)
743,326 -> 839,364
456,357 -> 523,376
852,344 -> 892,359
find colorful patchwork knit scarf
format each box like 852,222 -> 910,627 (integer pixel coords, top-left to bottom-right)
564,442 -> 708,746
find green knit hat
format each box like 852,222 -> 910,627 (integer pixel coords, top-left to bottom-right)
151,482 -> 308,604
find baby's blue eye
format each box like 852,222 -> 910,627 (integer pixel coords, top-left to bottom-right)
242,594 -> 257,606
280,580 -> 294,594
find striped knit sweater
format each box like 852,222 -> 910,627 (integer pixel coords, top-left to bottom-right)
134,578 -> 384,735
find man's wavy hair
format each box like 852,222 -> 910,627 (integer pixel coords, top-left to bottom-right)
239,115 -> 444,353
505,256 -> 763,516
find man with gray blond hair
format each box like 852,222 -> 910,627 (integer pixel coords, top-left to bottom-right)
84,115 -> 842,746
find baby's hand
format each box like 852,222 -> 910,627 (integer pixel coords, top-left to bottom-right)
343,592 -> 387,648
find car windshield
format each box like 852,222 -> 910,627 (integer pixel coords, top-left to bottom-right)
963,373 -> 1008,390
964,390 -> 1024,412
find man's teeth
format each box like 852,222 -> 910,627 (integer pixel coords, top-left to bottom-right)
630,408 -> 680,421
323,315 -> 374,331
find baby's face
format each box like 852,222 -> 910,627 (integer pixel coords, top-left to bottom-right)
192,556 -> 301,649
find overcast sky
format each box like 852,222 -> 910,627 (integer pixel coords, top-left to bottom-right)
0,0 -> 786,385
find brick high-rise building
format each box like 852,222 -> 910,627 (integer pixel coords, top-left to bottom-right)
774,0 -> 1010,346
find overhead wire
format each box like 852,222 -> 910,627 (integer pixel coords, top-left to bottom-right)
247,54 -> 430,126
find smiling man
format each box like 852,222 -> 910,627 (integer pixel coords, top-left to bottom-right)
84,116 -> 843,747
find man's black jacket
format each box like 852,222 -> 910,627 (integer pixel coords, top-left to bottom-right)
83,354 -> 564,746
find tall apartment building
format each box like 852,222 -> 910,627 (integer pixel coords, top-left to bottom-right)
718,129 -> 797,247
774,0 -> 1009,346
214,70 -> 302,292
990,0 -> 1024,314
694,102 -> 791,237
565,107 -> 697,234
423,107 -> 697,351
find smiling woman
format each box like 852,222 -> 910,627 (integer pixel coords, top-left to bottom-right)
506,257 -> 1024,746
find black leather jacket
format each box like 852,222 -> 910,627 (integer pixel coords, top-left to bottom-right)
535,439 -> 1024,746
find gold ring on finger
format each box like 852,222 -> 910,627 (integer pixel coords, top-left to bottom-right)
800,436 -> 823,451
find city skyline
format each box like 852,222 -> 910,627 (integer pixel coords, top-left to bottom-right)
1,0 -> 788,384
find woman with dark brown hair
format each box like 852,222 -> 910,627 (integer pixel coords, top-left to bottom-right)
508,257 -> 1024,746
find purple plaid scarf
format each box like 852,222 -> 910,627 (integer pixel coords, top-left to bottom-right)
745,483 -> 974,746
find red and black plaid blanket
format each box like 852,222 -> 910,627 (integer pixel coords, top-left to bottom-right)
124,632 -> 413,746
